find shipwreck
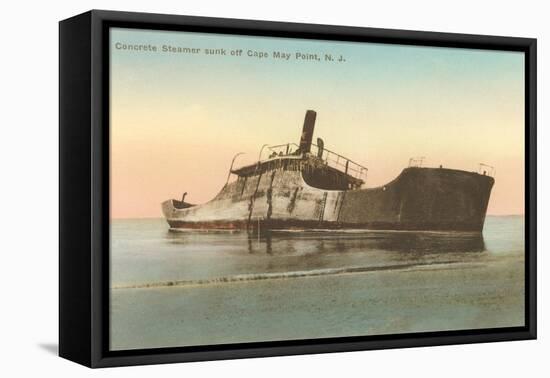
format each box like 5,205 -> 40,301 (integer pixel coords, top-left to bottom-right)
162,110 -> 494,232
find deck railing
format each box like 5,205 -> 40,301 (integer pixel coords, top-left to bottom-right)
266,142 -> 368,181
408,157 -> 496,178
408,156 -> 426,168
478,163 -> 496,177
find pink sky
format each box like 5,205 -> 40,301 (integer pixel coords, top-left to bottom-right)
110,28 -> 525,219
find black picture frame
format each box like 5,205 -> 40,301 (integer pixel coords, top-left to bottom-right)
59,9 -> 537,368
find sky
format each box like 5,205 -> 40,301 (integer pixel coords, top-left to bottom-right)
110,27 -> 525,219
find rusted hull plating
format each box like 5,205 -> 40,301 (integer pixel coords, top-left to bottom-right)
162,167 -> 494,233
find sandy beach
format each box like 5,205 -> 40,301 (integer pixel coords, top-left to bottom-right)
110,249 -> 524,350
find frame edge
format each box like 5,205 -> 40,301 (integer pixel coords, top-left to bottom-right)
59,11 -> 94,368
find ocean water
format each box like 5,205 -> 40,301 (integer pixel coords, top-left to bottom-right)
110,216 -> 525,351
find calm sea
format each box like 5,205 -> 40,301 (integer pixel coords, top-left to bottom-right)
110,216 -> 525,351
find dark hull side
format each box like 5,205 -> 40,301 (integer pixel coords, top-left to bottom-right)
163,167 -> 494,232
337,167 -> 494,232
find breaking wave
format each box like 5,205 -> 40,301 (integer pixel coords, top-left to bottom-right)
112,261 -> 475,290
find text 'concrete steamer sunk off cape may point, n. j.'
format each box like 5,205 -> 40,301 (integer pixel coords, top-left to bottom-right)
162,110 -> 495,232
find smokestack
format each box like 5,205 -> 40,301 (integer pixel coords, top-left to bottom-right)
298,110 -> 316,153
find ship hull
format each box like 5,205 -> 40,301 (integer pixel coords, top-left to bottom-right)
162,167 -> 494,233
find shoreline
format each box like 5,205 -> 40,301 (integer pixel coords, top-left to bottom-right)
110,254 -> 524,351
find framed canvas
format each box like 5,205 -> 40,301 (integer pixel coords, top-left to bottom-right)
59,10 -> 537,368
